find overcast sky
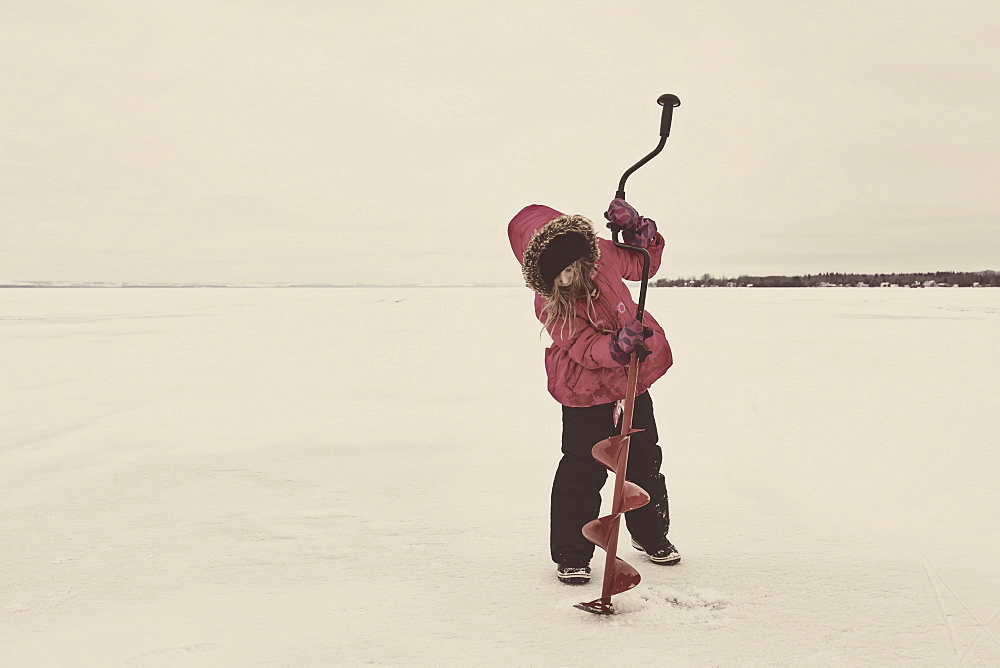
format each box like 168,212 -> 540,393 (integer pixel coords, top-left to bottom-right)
2,1 -> 998,284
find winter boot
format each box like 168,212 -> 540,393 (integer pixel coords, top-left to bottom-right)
631,537 -> 681,565
556,563 -> 592,585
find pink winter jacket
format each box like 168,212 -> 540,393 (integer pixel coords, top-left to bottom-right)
508,204 -> 673,407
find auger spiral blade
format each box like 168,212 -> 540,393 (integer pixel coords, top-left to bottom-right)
619,480 -> 651,514
591,429 -> 643,471
581,515 -> 617,550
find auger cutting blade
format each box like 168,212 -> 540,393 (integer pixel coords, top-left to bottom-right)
575,560 -> 641,614
575,598 -> 615,615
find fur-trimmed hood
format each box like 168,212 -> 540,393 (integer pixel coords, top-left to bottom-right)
507,204 -> 601,297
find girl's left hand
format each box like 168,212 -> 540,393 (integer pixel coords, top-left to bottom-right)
604,198 -> 640,229
605,198 -> 657,247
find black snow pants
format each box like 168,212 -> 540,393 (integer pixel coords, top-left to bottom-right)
550,390 -> 670,565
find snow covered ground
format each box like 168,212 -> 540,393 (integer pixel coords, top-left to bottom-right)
2,286 -> 998,666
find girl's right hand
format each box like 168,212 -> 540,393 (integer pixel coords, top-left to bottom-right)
610,319 -> 654,366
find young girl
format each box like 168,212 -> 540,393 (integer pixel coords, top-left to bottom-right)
507,200 -> 680,584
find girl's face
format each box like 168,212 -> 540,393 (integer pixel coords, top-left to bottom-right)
555,265 -> 576,288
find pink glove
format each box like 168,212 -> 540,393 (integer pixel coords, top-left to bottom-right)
605,198 -> 641,229
610,319 -> 654,366
604,198 -> 657,248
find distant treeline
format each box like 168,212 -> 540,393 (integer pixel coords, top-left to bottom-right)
655,271 -> 999,288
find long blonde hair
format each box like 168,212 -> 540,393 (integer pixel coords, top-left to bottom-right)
541,258 -> 600,340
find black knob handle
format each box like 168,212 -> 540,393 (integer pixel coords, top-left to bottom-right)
657,94 -> 681,137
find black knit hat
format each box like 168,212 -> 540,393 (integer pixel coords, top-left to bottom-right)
516,211 -> 600,297
539,232 -> 589,289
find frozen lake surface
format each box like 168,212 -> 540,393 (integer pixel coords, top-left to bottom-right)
2,287 -> 999,666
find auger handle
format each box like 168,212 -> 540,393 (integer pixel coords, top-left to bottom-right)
614,93 -> 681,200
608,94 -> 681,358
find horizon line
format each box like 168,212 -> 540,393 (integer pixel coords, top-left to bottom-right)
2,270 -> 997,290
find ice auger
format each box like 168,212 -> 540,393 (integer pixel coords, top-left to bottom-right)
575,94 -> 681,616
